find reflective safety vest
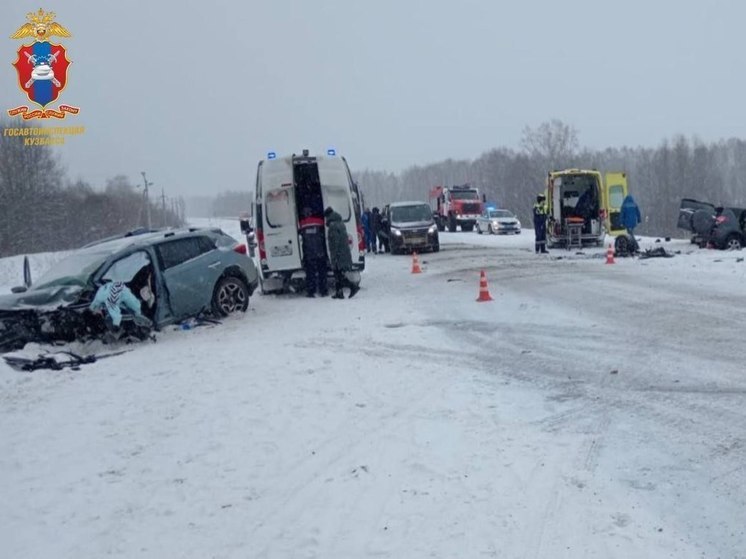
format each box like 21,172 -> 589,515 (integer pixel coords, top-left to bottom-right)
533,202 -> 548,225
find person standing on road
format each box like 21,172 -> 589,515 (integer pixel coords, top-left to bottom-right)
299,207 -> 329,297
533,194 -> 550,254
362,207 -> 374,253
324,206 -> 360,299
620,194 -> 642,253
370,207 -> 382,253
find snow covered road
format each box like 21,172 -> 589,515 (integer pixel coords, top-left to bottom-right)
2,226 -> 745,558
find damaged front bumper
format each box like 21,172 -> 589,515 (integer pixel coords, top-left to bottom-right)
0,306 -> 109,353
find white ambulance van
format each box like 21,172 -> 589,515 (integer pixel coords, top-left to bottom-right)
251,150 -> 365,294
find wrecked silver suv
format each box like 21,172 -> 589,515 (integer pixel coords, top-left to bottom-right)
0,228 -> 258,352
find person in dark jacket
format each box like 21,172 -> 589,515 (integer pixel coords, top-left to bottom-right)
370,207 -> 382,253
620,194 -> 642,252
299,207 -> 329,297
324,206 -> 360,299
533,194 -> 549,254
375,208 -> 391,253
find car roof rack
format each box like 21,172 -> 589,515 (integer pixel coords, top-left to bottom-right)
82,227 -> 164,248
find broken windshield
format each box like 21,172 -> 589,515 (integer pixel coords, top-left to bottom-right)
33,251 -> 108,289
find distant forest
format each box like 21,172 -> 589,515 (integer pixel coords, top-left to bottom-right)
0,118 -> 185,257
3,118 -> 746,257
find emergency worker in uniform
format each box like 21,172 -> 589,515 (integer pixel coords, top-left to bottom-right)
533,194 -> 550,254
324,206 -> 360,299
299,207 -> 329,297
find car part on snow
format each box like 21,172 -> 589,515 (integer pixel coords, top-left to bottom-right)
23,255 -> 32,288
638,247 -> 675,259
3,348 -> 132,372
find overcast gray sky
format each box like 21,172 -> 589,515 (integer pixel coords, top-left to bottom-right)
3,0 -> 745,196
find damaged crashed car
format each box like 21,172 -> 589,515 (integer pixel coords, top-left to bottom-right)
0,228 -> 259,352
678,198 -> 746,249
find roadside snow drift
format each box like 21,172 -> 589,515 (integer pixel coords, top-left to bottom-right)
1,221 -> 745,559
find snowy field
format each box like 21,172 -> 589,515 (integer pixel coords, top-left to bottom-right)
2,219 -> 746,559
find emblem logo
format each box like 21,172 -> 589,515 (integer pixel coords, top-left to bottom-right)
8,9 -> 80,119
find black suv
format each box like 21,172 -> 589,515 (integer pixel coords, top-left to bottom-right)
381,201 -> 440,254
678,198 -> 746,250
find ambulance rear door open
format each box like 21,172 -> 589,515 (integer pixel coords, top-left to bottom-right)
317,157 -> 361,265
261,158 -> 301,272
603,172 -> 628,235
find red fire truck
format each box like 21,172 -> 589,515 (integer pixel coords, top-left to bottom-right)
429,184 -> 485,232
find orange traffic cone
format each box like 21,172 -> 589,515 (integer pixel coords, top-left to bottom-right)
411,252 -> 422,274
605,244 -> 615,264
476,270 -> 493,302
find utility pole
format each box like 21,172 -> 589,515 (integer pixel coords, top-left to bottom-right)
141,171 -> 153,230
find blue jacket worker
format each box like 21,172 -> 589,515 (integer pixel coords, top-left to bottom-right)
362,208 -> 374,253
533,194 -> 549,254
620,194 -> 642,251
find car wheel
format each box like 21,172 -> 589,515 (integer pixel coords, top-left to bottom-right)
614,234 -> 630,256
212,275 -> 249,316
724,234 -> 743,250
432,243 -> 440,253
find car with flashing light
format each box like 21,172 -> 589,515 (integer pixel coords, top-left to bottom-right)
0,227 -> 258,352
475,208 -> 521,235
381,201 -> 440,254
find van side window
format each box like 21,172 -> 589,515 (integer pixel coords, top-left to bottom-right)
608,185 -> 625,208
266,189 -> 294,228
322,185 -> 352,221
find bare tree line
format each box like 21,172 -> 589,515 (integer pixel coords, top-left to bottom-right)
0,119 -> 185,258
4,118 -> 746,257
355,120 -> 746,237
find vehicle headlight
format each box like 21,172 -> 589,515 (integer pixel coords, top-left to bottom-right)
493,220 -> 500,226
516,221 -> 521,228
391,227 -> 402,237
428,224 -> 437,234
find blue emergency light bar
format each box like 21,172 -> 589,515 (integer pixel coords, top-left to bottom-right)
327,148 -> 336,156
267,151 -> 277,160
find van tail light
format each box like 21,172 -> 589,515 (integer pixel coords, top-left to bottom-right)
357,224 -> 365,251
233,243 -> 247,255
257,229 -> 267,262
